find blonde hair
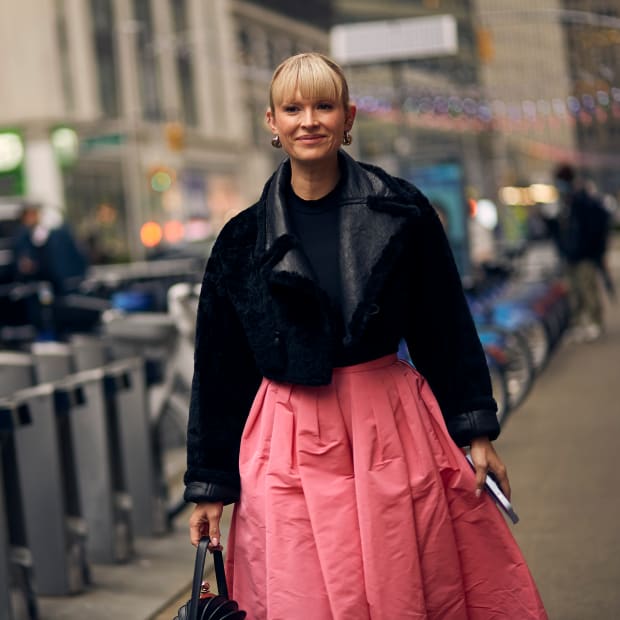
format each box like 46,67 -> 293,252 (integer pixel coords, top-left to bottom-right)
269,53 -> 351,112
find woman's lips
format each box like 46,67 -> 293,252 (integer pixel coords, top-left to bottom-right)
297,135 -> 325,142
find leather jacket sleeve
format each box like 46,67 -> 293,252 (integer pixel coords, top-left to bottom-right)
404,208 -> 500,446
183,243 -> 262,504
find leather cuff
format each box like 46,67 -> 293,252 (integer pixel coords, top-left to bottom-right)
183,481 -> 240,505
446,409 -> 500,447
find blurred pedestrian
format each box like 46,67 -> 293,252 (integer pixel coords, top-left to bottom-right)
11,201 -> 43,284
185,53 -> 547,619
11,201 -> 88,295
552,164 -> 611,341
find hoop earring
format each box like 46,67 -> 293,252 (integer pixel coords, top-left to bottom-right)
271,135 -> 282,149
343,130 -> 353,146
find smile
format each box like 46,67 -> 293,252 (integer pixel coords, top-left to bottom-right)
296,135 -> 325,142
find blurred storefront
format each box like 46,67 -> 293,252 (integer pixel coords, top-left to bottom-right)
0,0 -> 327,262
332,0 -> 578,190
2,0 -> 617,265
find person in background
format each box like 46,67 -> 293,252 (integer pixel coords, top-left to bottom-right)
552,164 -> 611,342
11,201 -> 88,295
184,52 -> 547,619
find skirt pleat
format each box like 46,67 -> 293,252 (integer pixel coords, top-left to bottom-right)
226,355 -> 547,620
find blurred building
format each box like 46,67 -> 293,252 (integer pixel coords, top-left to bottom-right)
474,0 -> 577,186
333,0 -> 578,192
243,0 -> 333,29
0,0 -> 327,261
3,1 -> 616,264
560,0 -> 620,195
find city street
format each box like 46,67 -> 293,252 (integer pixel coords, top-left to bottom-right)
3,2 -> 620,619
34,238 -> 620,620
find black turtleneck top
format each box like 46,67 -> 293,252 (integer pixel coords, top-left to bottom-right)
285,180 -> 343,313
285,171 -> 397,367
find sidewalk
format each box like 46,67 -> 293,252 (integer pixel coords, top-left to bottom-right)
495,236 -> 620,619
35,450 -> 235,620
36,238 -> 620,620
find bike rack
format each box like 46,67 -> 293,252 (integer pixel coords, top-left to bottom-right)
0,353 -> 35,398
30,341 -> 73,384
103,313 -> 179,421
104,358 -> 168,537
69,334 -> 109,371
103,312 -> 189,527
5,384 -> 89,596
70,334 -> 166,536
31,341 -> 133,560
0,402 -> 38,619
58,368 -> 134,564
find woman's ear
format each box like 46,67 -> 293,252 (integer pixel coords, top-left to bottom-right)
345,103 -> 357,131
266,107 -> 277,134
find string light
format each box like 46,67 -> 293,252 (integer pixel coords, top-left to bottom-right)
352,85 -> 620,132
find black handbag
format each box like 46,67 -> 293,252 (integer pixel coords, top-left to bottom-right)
173,537 -> 246,620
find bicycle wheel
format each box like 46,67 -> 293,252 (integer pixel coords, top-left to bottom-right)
487,359 -> 509,424
483,326 -> 533,412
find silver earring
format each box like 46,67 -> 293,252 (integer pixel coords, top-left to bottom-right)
271,135 -> 282,148
343,130 -> 353,146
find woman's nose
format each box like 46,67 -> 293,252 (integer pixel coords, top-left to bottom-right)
301,108 -> 318,126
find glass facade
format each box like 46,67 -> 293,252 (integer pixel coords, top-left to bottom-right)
133,0 -> 162,121
90,0 -> 120,117
170,0 -> 198,125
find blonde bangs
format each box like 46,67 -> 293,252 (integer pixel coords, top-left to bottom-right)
270,53 -> 348,110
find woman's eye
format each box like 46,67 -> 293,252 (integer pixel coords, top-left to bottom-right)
317,102 -> 334,110
283,105 -> 299,113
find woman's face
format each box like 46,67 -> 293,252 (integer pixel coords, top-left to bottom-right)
266,91 -> 356,166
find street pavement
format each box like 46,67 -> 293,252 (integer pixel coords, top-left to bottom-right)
494,237 -> 620,620
36,238 -> 620,620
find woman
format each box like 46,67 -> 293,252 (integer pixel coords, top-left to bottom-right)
185,53 -> 546,619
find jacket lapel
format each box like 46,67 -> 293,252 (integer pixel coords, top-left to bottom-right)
259,151 -> 426,343
263,159 -> 316,286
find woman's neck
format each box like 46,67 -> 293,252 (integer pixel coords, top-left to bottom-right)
290,158 -> 341,201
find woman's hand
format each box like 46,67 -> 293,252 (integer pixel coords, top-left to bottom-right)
469,436 -> 511,500
189,501 -> 224,549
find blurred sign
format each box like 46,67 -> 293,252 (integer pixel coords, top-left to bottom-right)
406,161 -> 470,276
80,133 -> 126,153
165,122 -> 185,151
331,15 -> 458,65
0,130 -> 25,196
476,27 -> 494,63
51,126 -> 79,168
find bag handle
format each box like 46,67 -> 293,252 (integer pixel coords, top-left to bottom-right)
189,537 -> 229,620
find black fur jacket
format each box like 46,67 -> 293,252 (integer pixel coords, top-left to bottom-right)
184,151 -> 499,504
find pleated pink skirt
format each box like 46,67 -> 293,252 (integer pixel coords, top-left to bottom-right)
225,354 -> 547,620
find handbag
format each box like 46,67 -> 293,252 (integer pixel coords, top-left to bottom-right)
173,536 -> 246,620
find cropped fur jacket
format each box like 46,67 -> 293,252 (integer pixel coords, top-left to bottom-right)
184,151 -> 499,504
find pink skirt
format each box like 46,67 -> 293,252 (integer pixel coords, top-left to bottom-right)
226,355 -> 547,620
